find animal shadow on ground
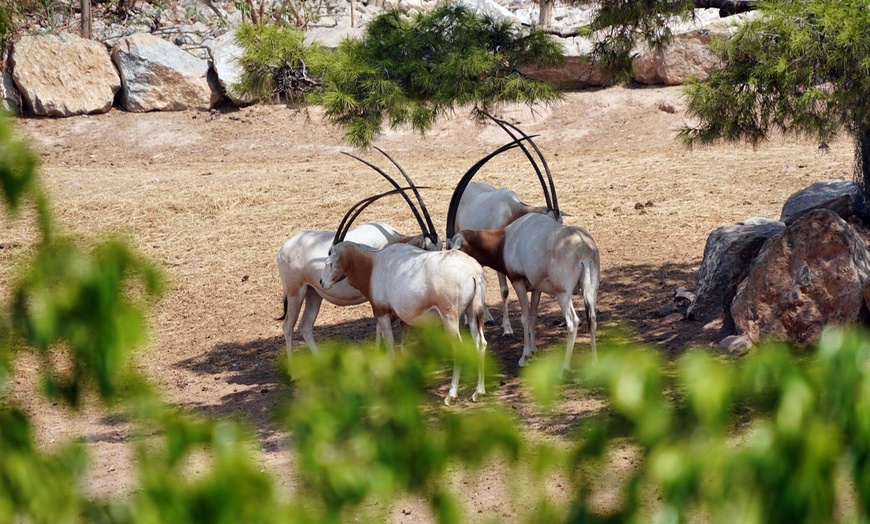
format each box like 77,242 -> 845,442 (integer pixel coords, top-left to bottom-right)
174,317 -> 378,446
174,261 -> 723,440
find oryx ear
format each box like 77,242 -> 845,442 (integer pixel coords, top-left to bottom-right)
447,235 -> 464,250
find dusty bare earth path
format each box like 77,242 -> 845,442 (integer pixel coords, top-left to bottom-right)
2,85 -> 853,519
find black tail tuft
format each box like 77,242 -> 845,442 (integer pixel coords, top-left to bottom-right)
276,296 -> 288,321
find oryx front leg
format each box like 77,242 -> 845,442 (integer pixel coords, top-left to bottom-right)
511,280 -> 535,367
376,314 -> 395,353
497,272 -> 514,337
528,290 -> 542,356
297,287 -> 323,352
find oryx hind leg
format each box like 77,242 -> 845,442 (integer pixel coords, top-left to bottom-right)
557,292 -> 580,377
583,259 -> 600,362
280,289 -> 306,361
441,314 -> 463,406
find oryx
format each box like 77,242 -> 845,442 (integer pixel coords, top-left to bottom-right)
452,113 -> 566,336
277,148 -> 440,359
321,189 -> 489,405
446,128 -> 600,375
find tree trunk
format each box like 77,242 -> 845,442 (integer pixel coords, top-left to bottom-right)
80,0 -> 92,39
692,0 -> 758,16
855,126 -> 870,224
537,0 -> 553,28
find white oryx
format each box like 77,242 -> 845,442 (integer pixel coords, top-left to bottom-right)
455,182 -> 555,336
446,129 -> 600,375
277,148 -> 441,359
453,113 -> 566,337
321,190 -> 489,406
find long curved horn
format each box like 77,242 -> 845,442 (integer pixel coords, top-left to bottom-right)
445,135 -> 539,239
481,111 -> 559,216
480,111 -> 553,213
372,146 -> 438,243
342,152 -> 430,239
333,186 -> 428,244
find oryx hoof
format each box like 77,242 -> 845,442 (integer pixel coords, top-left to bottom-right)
518,356 -> 529,367
502,332 -> 515,339
559,367 -> 571,380
485,319 -> 497,326
444,393 -> 457,406
471,390 -> 485,402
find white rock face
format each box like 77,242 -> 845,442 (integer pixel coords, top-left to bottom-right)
111,32 -> 216,112
208,31 -> 254,105
10,34 -> 120,116
1,69 -> 21,114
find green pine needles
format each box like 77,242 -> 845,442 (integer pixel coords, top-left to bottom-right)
313,3 -> 565,147
231,23 -> 328,104
681,0 -> 870,146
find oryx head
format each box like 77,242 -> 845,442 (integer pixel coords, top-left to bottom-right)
321,186 -> 429,289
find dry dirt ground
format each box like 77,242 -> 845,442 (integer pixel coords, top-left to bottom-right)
2,85 -> 855,519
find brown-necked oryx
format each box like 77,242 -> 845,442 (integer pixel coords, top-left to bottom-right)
321,190 -> 490,406
446,125 -> 600,375
452,113 -> 567,337
277,149 -> 440,359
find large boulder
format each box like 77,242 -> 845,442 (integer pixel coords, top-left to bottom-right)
208,31 -> 255,105
731,209 -> 870,345
687,216 -> 785,323
780,178 -> 858,225
111,33 -> 216,112
10,34 -> 120,116
521,37 -> 609,89
633,29 -> 725,85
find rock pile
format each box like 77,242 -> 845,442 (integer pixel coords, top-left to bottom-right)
688,179 -> 870,351
1,0 -> 748,117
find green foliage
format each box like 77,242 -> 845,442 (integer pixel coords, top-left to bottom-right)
9,99 -> 870,522
314,3 -> 564,147
232,23 -> 327,103
681,0 -> 870,145
282,326 -> 523,522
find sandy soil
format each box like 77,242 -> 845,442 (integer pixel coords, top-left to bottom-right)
1,85 -> 854,519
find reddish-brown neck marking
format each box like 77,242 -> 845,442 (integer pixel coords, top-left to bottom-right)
340,244 -> 376,301
459,229 -> 508,276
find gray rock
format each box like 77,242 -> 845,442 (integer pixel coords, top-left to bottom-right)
1,68 -> 21,114
731,209 -> 870,346
208,31 -> 254,105
718,335 -> 752,355
633,28 -> 729,85
305,22 -> 365,50
687,217 -> 785,323
112,33 -> 216,112
780,178 -> 858,225
10,34 -> 120,116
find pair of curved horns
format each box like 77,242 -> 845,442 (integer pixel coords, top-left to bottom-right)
333,186 -> 429,244
445,134 -> 540,239
341,148 -> 438,244
480,111 -> 559,216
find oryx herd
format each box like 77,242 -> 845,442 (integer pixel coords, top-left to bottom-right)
277,114 -> 600,404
